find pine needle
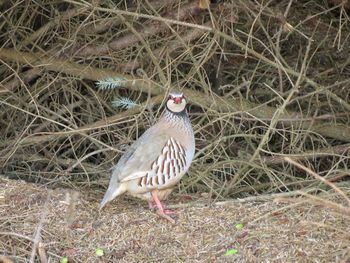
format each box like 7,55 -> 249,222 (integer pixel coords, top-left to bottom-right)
111,97 -> 139,109
96,77 -> 125,90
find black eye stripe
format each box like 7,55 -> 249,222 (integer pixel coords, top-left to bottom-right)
168,94 -> 185,103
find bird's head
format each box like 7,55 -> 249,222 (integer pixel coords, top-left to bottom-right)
166,91 -> 187,113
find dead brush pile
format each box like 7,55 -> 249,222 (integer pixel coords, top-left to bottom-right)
0,0 -> 349,201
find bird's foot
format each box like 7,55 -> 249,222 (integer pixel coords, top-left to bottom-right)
163,209 -> 176,215
150,191 -> 177,222
148,200 -> 157,211
155,209 -> 175,223
149,201 -> 175,215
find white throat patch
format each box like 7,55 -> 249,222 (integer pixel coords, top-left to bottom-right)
166,98 -> 186,113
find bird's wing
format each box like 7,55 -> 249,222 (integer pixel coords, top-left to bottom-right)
113,125 -> 170,182
121,137 -> 189,191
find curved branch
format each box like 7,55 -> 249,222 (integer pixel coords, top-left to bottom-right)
1,48 -> 350,142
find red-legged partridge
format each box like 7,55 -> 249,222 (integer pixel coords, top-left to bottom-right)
100,91 -> 195,216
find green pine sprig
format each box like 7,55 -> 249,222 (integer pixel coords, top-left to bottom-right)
96,77 -> 125,90
112,97 -> 139,109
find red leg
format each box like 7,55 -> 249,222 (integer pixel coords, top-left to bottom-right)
151,191 -> 176,215
148,200 -> 157,210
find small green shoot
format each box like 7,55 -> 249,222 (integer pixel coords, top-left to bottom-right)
60,257 -> 68,263
235,223 -> 244,230
95,248 -> 104,257
225,248 -> 238,256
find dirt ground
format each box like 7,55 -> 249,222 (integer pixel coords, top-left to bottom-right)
0,177 -> 349,263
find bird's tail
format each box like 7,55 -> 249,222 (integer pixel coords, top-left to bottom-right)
99,182 -> 125,210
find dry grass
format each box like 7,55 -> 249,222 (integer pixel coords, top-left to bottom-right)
1,177 -> 350,262
0,0 -> 349,197
1,0 -> 350,261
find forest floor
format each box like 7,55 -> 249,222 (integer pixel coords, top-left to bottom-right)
0,177 -> 349,263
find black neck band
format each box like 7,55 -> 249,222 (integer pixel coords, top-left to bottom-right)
165,105 -> 187,117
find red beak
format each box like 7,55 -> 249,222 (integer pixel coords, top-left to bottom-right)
174,97 -> 182,104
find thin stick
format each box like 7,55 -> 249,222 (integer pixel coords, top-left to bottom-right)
0,232 -> 34,242
37,242 -> 48,263
168,187 -> 319,209
283,157 -> 350,205
66,148 -> 109,172
64,0 -> 212,31
29,191 -> 51,263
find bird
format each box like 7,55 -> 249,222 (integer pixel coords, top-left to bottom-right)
100,91 -> 195,216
